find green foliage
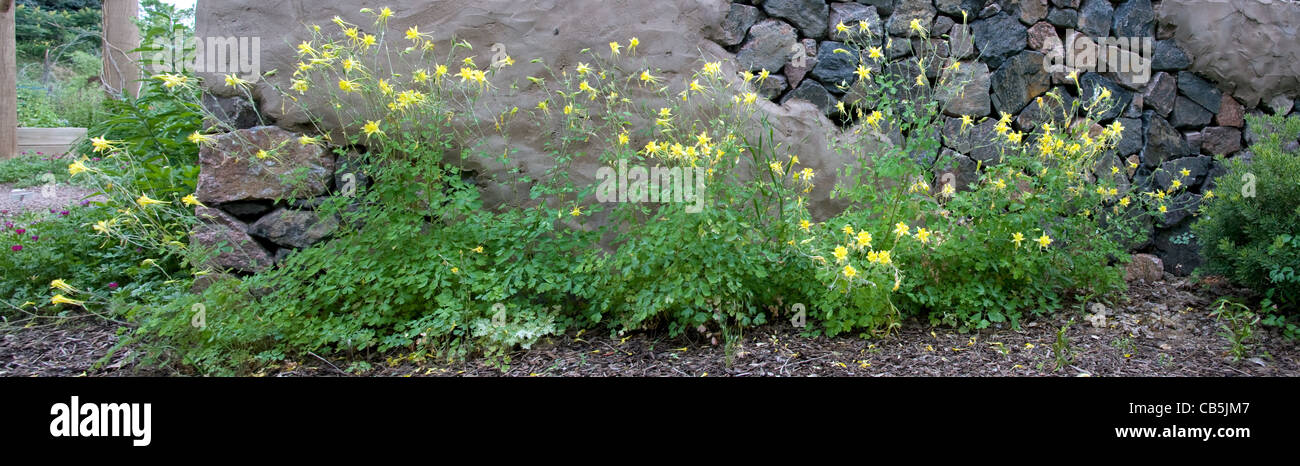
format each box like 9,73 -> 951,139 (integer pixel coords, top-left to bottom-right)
788,22 -> 1152,336
13,3 -> 102,61
1052,319 -> 1077,371
0,152 -> 74,186
0,204 -> 169,317
15,86 -> 67,127
1193,114 -> 1300,312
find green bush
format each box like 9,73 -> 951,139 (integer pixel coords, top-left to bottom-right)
1193,114 -> 1300,312
14,4 -> 101,61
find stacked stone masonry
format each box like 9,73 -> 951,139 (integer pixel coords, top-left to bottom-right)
195,0 -> 1300,278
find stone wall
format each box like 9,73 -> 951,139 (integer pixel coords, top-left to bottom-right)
194,0 -> 1300,276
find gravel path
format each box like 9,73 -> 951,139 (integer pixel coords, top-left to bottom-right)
0,182 -> 104,214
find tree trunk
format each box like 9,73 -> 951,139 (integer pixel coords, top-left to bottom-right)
1,0 -> 16,160
102,0 -> 141,98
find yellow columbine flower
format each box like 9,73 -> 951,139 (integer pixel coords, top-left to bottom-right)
909,18 -> 926,36
757,69 -> 770,83
136,194 -> 171,207
833,246 -> 849,263
842,225 -> 854,236
155,73 -> 188,89
291,79 -> 310,93
609,41 -> 622,56
90,136 -> 119,153
915,228 -> 932,244
800,219 -> 811,232
188,131 -> 216,146
855,65 -> 871,81
868,47 -> 884,60
405,26 -> 428,43
181,194 -> 205,207
835,22 -> 849,34
537,100 -> 550,114
856,231 -> 873,248
842,264 -> 858,279
50,279 -> 77,293
68,159 -> 89,176
1158,205 -> 1168,213
1204,190 -> 1215,200
702,61 -> 722,76
298,135 -> 321,146
960,114 -> 973,131
338,79 -> 360,93
877,250 -> 892,265
894,222 -> 909,237
571,206 -> 582,217
993,178 -> 1006,190
639,69 -> 660,85
363,120 -> 384,138
472,245 -> 485,253
618,132 -> 629,145
1036,234 -> 1053,249
1012,232 -> 1025,247
224,74 -> 252,89
93,220 -> 111,235
628,37 -> 640,53
51,295 -> 85,307
867,251 -> 880,263
742,92 -> 758,106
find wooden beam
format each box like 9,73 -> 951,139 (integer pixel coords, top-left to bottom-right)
102,0 -> 141,98
1,0 -> 16,160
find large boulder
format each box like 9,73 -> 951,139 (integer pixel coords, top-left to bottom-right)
196,126 -> 336,205
829,2 -> 882,42
1176,72 -> 1223,114
1077,0 -> 1114,37
1158,0 -> 1300,107
1079,73 -> 1132,122
1111,0 -> 1155,38
810,41 -> 860,90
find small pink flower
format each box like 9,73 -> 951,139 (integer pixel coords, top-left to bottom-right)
15,228 -> 24,235
31,236 -> 39,241
108,282 -> 119,289
11,245 -> 21,252
59,211 -> 69,216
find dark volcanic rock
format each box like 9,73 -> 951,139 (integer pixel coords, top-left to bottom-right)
829,2 -> 883,41
1215,94 -> 1244,128
991,51 -> 1050,115
248,208 -> 340,249
763,0 -> 830,38
718,3 -> 763,47
1142,71 -> 1176,118
1077,0 -> 1114,37
1171,96 -> 1212,129
196,126 -> 336,205
1046,8 -> 1078,28
971,12 -> 1027,69
1111,0 -> 1155,37
1079,72 -> 1133,122
810,40 -> 861,89
939,61 -> 991,117
737,19 -> 798,73
1176,72 -> 1222,113
1141,111 -> 1193,168
1151,39 -> 1191,71
780,80 -> 838,116
887,0 -> 937,37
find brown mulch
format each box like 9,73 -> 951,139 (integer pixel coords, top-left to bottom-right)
3,278 -> 1297,377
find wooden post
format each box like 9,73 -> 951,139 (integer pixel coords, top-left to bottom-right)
1,0 -> 16,160
102,0 -> 141,98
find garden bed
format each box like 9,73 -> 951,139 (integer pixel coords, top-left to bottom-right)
4,278 -> 1295,377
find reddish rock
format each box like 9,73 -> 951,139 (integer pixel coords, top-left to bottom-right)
190,222 -> 273,273
1026,21 -> 1059,53
784,38 -> 818,89
196,126 -> 336,205
1216,94 -> 1244,127
1200,126 -> 1243,156
1126,254 -> 1164,283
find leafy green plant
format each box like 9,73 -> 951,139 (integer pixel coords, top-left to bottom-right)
1210,298 -> 1261,362
1194,115 -> 1300,313
1052,319 -> 1076,371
